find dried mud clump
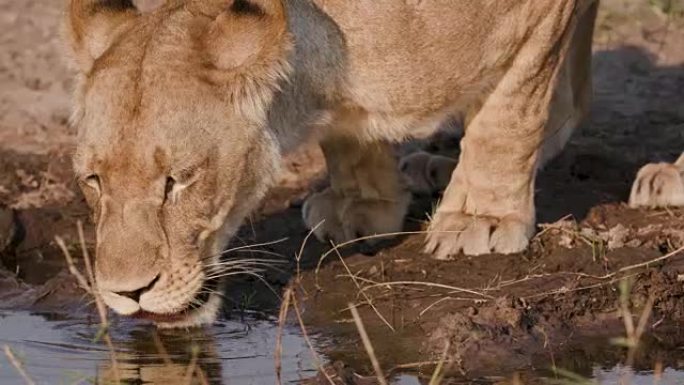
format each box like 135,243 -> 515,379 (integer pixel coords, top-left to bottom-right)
427,297 -> 534,375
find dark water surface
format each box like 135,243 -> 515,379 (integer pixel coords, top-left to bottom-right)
3,311 -> 684,384
0,310 -> 317,384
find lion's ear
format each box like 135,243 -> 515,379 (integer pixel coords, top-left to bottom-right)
203,0 -> 289,70
64,0 -> 140,72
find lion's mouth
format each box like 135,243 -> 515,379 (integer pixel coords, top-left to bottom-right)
132,310 -> 190,323
130,278 -> 221,326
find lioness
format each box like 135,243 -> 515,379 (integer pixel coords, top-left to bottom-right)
65,0 -> 598,327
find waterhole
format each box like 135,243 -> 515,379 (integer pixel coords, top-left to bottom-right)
3,310 -> 684,384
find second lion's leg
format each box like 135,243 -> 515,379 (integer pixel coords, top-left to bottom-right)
629,153 -> 684,208
303,136 -> 411,244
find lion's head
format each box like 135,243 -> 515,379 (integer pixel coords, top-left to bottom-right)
64,0 -> 292,327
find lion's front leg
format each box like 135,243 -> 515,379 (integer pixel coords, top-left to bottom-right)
424,123 -> 539,258
303,137 -> 411,244
425,2 -> 584,259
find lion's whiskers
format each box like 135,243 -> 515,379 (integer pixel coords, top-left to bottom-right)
205,257 -> 287,268
201,237 -> 289,262
205,267 -> 281,299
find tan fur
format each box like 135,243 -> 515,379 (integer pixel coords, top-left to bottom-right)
399,152 -> 457,195
629,153 -> 684,208
65,0 -> 598,327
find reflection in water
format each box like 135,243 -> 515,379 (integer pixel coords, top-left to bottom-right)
98,326 -> 224,384
0,311 -> 317,384
3,311 -> 684,384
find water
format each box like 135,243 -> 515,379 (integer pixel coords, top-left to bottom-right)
591,367 -> 684,385
3,311 -> 684,385
0,311 -> 317,384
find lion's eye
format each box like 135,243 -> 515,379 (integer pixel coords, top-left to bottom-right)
164,177 -> 176,203
83,174 -> 101,192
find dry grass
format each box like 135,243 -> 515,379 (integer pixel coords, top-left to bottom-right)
56,221 -> 121,384
3,345 -> 36,385
333,243 -> 395,331
549,277 -> 659,385
274,285 -> 293,385
290,290 -> 337,385
349,303 -> 389,385
313,230 -> 464,289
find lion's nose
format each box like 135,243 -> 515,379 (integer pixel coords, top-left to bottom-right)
114,274 -> 160,303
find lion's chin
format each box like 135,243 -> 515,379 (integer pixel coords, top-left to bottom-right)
135,291 -> 223,329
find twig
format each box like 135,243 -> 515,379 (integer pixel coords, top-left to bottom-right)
314,230 -> 464,289
55,236 -> 91,293
349,303 -> 389,385
525,247 -> 684,300
3,345 -> 36,385
626,294 -> 655,368
184,345 -> 200,385
296,221 -> 324,283
359,280 -> 493,299
77,221 -> 96,291
56,232 -> 120,383
291,292 -> 336,385
527,273 -> 641,299
603,246 -> 684,279
331,242 -> 395,332
429,340 -> 451,385
275,286 -> 293,385
388,360 -> 449,373
419,296 -> 456,317
196,368 -> 210,385
152,331 -> 174,366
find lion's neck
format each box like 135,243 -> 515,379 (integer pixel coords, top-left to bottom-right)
265,0 -> 346,153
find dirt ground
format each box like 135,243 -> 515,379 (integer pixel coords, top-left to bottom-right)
1,0 -> 684,383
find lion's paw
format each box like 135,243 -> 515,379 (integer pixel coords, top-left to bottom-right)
424,211 -> 533,259
339,194 -> 411,243
302,189 -> 346,243
303,188 -> 410,245
399,151 -> 457,194
629,162 -> 684,208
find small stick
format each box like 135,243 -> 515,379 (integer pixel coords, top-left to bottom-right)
314,230 -> 465,289
528,273 -> 641,299
626,295 -> 655,368
606,246 -> 684,278
331,242 -> 395,332
55,236 -> 91,293
428,341 -> 451,385
56,233 -> 120,383
184,345 -> 200,385
359,280 -> 492,299
296,221 -> 324,284
77,221 -> 95,286
349,303 -> 389,385
275,286 -> 293,385
388,360 -> 448,373
152,331 -> 174,366
195,367 -> 210,385
291,292 -> 336,385
3,345 -> 36,385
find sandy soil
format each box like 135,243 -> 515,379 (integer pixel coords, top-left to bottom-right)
1,0 -> 684,382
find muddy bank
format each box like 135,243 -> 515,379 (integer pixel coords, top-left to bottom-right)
291,202 -> 684,378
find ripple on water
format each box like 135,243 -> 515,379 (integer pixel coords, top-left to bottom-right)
0,310 -> 318,384
3,311 -> 684,384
